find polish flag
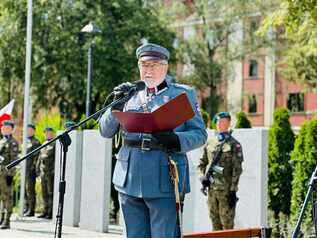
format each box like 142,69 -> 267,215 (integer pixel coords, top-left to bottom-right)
0,100 -> 15,127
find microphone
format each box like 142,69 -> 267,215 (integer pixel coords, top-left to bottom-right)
113,80 -> 146,97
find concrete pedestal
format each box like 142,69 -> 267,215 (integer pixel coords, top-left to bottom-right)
79,130 -> 112,232
53,130 -> 83,227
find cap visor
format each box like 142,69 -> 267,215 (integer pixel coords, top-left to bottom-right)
139,56 -> 163,61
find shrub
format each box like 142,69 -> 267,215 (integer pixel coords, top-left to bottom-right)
235,111 -> 252,128
268,108 -> 295,217
35,108 -> 64,143
200,108 -> 211,128
290,118 -> 317,237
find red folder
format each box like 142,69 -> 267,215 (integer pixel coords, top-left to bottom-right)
112,93 -> 195,133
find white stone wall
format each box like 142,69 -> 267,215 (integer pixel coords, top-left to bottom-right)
52,128 -> 268,234
183,128 -> 268,233
79,130 -> 112,232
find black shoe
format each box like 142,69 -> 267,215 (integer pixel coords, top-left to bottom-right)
0,222 -> 10,229
37,213 -> 47,218
46,213 -> 52,219
25,210 -> 35,217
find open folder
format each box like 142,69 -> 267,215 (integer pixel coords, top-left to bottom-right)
112,93 -> 195,133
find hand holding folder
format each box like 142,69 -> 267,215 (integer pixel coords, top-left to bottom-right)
112,93 -> 195,133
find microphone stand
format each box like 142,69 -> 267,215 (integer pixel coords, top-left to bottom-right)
6,92 -> 134,238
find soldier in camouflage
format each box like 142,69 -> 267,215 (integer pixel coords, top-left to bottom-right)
24,124 -> 41,217
36,127 -> 55,219
0,120 -> 19,229
198,112 -> 243,230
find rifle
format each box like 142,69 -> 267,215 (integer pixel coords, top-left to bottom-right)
200,139 -> 227,195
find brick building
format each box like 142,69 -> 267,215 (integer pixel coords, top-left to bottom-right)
168,1 -> 317,127
242,56 -> 317,126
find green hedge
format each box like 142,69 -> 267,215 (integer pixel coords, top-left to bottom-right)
200,108 -> 211,128
268,108 -> 294,217
235,111 -> 252,128
290,118 -> 317,237
35,109 -> 64,143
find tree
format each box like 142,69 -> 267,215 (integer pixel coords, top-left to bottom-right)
268,108 -> 295,236
235,111 -> 252,128
0,0 -> 176,120
290,118 -> 317,237
260,0 -> 317,87
34,108 -> 64,143
158,0 -> 270,118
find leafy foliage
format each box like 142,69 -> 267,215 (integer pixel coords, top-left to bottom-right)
158,0 -> 269,117
235,111 -> 252,128
78,114 -> 99,130
268,108 -> 294,217
34,108 -> 64,143
259,0 -> 317,87
200,108 -> 210,128
0,0 -> 176,119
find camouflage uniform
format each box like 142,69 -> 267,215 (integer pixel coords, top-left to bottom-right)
198,135 -> 243,230
37,141 -> 55,218
0,135 -> 19,228
25,136 -> 41,215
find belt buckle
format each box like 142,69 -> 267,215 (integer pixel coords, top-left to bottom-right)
141,138 -> 151,151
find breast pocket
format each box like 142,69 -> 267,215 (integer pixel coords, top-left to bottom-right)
113,147 -> 130,188
124,100 -> 143,112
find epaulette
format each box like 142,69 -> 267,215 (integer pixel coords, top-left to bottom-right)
171,83 -> 193,92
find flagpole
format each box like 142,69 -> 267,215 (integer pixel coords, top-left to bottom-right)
20,0 -> 33,216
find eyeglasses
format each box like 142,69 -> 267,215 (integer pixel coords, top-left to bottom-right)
138,62 -> 167,70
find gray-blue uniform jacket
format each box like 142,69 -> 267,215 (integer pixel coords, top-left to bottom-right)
99,79 -> 207,198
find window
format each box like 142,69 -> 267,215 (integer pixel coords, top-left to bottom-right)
249,20 -> 259,38
249,60 -> 258,78
248,94 -> 257,113
248,19 -> 259,44
250,21 -> 258,33
287,93 -> 304,112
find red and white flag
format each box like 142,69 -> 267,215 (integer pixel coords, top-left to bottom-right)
0,100 -> 15,127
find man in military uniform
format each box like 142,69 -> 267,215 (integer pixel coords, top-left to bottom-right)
99,43 -> 207,238
0,120 -> 19,229
37,127 -> 55,219
24,124 -> 41,217
198,112 -> 243,230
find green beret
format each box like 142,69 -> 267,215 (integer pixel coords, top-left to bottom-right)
136,43 -> 170,61
44,127 -> 54,132
3,120 -> 14,128
213,112 -> 231,123
64,121 -> 76,129
27,123 -> 36,129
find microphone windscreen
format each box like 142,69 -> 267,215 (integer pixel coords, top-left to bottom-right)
134,80 -> 146,91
